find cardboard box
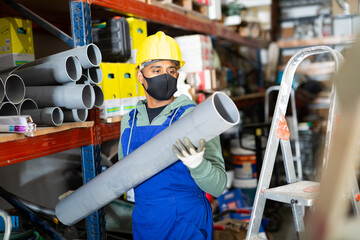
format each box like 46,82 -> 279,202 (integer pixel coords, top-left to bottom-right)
175,34 -> 213,73
0,17 -> 35,70
126,18 -> 147,64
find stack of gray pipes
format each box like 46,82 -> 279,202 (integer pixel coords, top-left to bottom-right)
0,44 -> 104,127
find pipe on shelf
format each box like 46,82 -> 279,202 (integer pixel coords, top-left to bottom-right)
16,98 -> 38,114
25,85 -> 95,109
22,107 -> 64,127
87,66 -> 103,85
92,85 -> 104,108
0,74 -> 25,105
3,56 -> 82,85
55,92 -> 240,225
0,102 -> 18,116
45,44 -> 101,69
0,78 -> 5,103
63,109 -> 88,122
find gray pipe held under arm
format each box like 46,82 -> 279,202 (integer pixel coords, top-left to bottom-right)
22,107 -> 64,126
55,92 -> 240,225
25,85 -> 95,109
7,56 -> 82,85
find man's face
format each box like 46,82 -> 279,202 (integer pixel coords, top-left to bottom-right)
137,60 -> 178,89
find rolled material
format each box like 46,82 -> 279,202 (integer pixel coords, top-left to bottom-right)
63,109 -> 88,122
55,92 -> 240,225
0,74 -> 25,104
45,44 -> 101,69
0,78 -> 5,103
92,85 -> 104,107
25,85 -> 95,109
0,102 -> 18,116
7,56 -> 82,85
22,107 -> 64,126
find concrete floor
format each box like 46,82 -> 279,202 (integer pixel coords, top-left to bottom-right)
267,205 -> 297,240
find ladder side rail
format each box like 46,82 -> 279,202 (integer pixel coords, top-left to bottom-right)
290,89 -> 303,180
321,50 -> 345,176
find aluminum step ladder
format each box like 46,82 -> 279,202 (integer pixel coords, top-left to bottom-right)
246,46 -> 345,240
265,85 -> 303,181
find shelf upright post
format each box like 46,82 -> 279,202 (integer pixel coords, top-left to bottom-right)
69,1 -> 105,239
256,48 -> 264,92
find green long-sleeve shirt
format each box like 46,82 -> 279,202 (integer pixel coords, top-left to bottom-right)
118,94 -> 227,197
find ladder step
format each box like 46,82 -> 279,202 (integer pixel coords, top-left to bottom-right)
263,181 -> 319,206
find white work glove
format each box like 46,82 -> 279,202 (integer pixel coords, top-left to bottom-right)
172,137 -> 206,169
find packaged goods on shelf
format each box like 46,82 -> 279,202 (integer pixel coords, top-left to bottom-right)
208,0 -> 222,20
175,34 -> 213,73
126,17 -> 147,64
92,17 -> 131,62
187,69 -> 216,91
98,63 -> 145,119
0,17 -> 35,70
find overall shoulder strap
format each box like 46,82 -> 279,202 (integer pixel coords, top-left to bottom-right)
163,104 -> 196,126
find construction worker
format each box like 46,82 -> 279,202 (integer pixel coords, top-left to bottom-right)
118,31 -> 227,240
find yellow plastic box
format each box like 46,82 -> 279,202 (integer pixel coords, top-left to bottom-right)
118,63 -> 145,115
98,62 -> 121,119
0,17 -> 35,70
126,17 -> 147,64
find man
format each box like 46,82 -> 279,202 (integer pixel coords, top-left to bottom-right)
118,31 -> 227,240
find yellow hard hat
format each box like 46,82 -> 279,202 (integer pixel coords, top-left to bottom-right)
135,31 -> 185,70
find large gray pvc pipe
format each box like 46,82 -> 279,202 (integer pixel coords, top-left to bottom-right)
55,92 -> 240,225
25,85 -> 94,109
0,74 -> 25,104
63,109 -> 88,122
0,102 -> 18,116
45,44 -> 102,69
22,107 -> 64,126
5,56 -> 82,85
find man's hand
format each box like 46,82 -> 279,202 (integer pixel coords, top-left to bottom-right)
172,137 -> 206,169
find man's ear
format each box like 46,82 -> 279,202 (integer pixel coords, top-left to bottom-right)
137,70 -> 145,85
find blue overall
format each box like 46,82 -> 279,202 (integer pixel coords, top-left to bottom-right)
121,105 -> 213,240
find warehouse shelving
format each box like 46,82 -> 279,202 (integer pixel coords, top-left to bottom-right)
277,35 -> 357,49
0,0 -> 269,239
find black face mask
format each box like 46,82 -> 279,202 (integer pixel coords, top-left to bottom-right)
141,72 -> 178,101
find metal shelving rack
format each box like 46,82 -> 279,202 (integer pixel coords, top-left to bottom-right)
0,0 -> 269,239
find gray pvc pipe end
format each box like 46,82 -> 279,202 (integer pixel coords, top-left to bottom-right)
0,78 -> 5,102
0,102 -> 18,116
84,44 -> 102,68
87,67 -> 103,84
22,107 -> 64,126
4,74 -> 25,104
64,56 -> 82,82
93,85 -> 104,107
17,98 -> 38,114
63,109 -> 88,122
42,107 -> 64,126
